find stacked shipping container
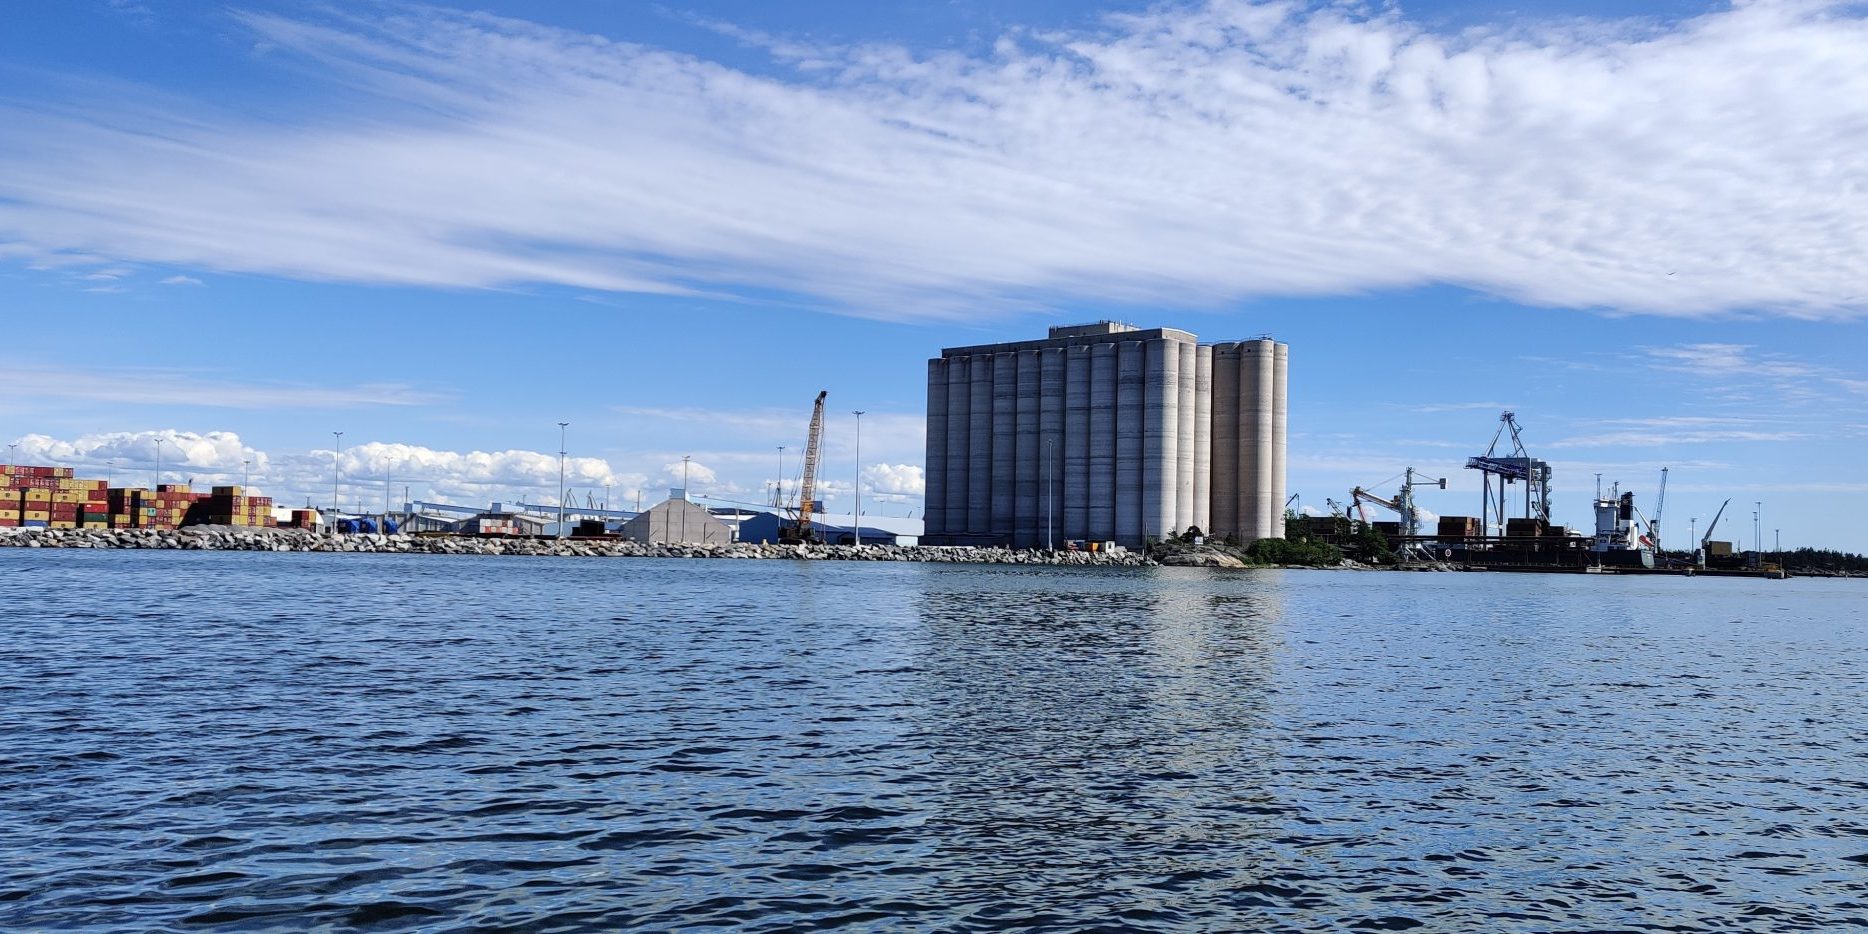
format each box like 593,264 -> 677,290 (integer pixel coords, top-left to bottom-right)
2,465 -> 108,529
3,466 -> 275,530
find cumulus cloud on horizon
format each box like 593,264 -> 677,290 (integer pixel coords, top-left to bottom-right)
7,430 -> 918,513
0,1 -> 1863,318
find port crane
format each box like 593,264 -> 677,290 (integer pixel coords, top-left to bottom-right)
1350,467 -> 1447,537
779,391 -> 828,545
1466,411 -> 1551,533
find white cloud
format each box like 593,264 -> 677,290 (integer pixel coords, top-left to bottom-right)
159,274 -> 203,286
0,2 -> 1864,318
5,430 -> 656,511
864,462 -> 925,497
660,460 -> 718,489
0,364 -> 445,409
9,430 -> 266,484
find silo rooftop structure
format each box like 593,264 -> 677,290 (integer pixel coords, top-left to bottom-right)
923,323 -> 1287,550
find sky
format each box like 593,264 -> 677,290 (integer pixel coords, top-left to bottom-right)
1,0 -> 1864,549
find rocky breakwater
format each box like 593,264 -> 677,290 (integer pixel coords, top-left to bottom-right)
0,527 -> 1156,566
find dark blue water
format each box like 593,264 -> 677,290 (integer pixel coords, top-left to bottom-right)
3,551 -> 1865,931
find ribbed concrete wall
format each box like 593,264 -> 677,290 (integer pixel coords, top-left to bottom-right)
924,358 -> 948,538
1272,341 -> 1289,538
1063,346 -> 1091,543
1115,341 -> 1144,547
1239,339 -> 1276,541
944,357 -> 970,537
1175,341 -> 1196,534
1088,343 -> 1116,543
1014,349 -> 1041,549
967,354 -> 993,535
1193,344 -> 1213,534
1141,340 -> 1175,541
1039,347 -> 1065,549
1210,343 -> 1240,538
991,352 -> 1017,542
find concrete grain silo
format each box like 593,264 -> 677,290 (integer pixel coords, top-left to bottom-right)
924,358 -> 948,539
923,323 -> 1284,550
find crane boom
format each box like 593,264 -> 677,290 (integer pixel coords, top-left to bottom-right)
1697,497 -> 1731,568
1651,467 -> 1668,551
793,391 -> 828,541
1701,498 -> 1730,547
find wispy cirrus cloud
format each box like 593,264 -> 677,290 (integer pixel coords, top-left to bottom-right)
0,365 -> 446,410
0,2 -> 1865,319
1638,343 -> 1868,403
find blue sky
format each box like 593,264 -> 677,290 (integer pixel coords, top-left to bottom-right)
2,0 -> 1864,549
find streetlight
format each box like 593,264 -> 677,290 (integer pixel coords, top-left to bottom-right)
680,455 -> 692,544
5,442 -> 15,471
776,446 -> 786,509
154,437 -> 165,490
557,421 -> 569,540
332,431 -> 344,517
852,410 -> 864,545
242,459 -> 251,490
1754,501 -> 1762,561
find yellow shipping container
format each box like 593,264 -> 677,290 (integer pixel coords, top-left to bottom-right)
23,489 -> 50,502
50,520 -> 76,529
23,510 -> 49,522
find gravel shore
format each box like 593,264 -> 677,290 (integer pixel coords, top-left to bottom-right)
0,526 -> 1156,566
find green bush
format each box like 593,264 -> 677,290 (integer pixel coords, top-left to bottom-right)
1247,537 -> 1343,567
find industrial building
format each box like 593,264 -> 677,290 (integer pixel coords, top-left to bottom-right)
737,512 -> 897,547
620,497 -> 732,545
922,322 -> 1288,550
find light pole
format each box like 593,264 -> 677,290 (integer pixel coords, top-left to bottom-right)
680,455 -> 691,544
852,411 -> 864,545
154,438 -> 164,490
5,442 -> 15,471
557,421 -> 569,540
776,446 -> 786,508
242,459 -> 251,490
332,431 -> 344,517
1754,501 -> 1762,560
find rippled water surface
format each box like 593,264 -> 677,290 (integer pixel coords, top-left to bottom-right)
3,551 -> 1866,931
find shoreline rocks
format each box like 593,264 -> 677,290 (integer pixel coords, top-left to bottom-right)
0,527 -> 1156,566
